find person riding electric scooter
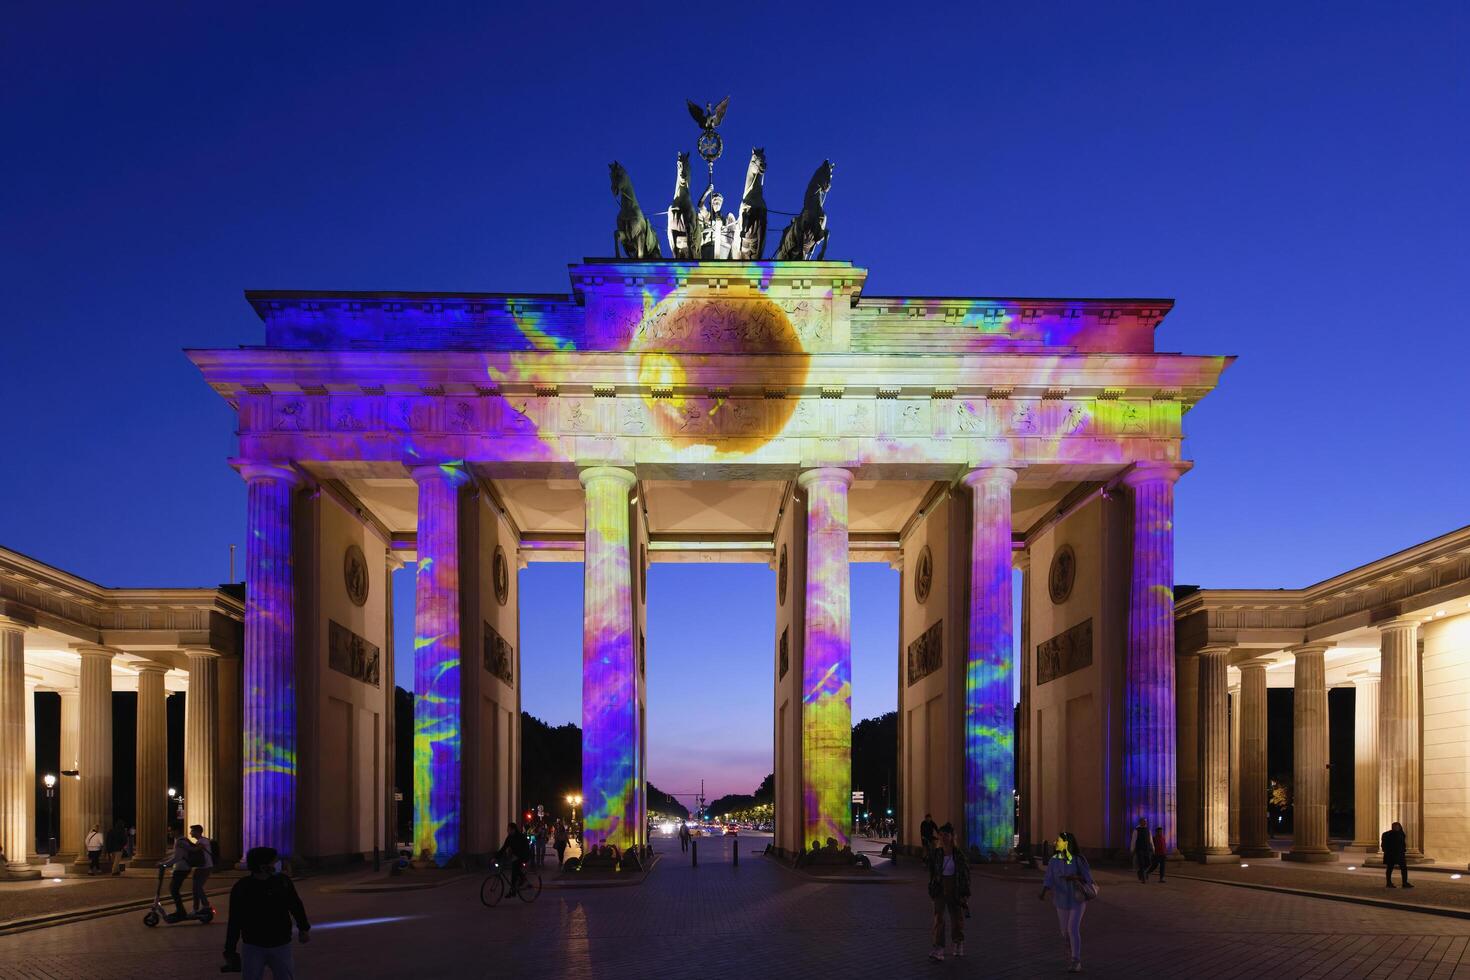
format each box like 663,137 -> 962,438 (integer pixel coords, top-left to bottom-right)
145,832 -> 213,926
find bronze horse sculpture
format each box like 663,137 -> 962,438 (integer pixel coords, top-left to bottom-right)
774,160 -> 833,261
666,151 -> 697,259
609,161 -> 661,259
733,147 -> 767,260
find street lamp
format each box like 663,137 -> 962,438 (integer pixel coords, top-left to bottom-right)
42,774 -> 57,857
566,794 -> 582,840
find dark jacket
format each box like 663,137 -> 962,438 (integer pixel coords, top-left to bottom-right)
500,830 -> 531,862
1132,826 -> 1154,855
920,819 -> 937,843
224,873 -> 309,953
1381,827 -> 1407,860
927,846 -> 970,898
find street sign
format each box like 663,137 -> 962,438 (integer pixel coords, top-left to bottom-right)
851,791 -> 864,803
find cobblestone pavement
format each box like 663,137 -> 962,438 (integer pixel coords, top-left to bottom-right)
3,837 -> 1470,978
1173,855 -> 1470,913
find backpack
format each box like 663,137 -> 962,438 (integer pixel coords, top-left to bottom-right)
184,841 -> 206,868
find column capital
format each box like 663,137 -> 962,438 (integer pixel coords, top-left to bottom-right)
796,466 -> 853,490
1119,461 -> 1190,489
960,465 -> 1019,490
1013,549 -> 1032,574
1376,616 -> 1420,636
133,660 -> 171,675
1235,657 -> 1273,673
409,461 -> 471,487
1349,670 -> 1380,686
181,646 -> 221,660
69,644 -> 119,661
578,465 -> 637,490
1197,643 -> 1235,658
1288,642 -> 1334,658
233,460 -> 304,486
0,613 -> 35,632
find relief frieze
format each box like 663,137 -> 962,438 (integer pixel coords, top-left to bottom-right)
1036,618 -> 1092,685
906,619 -> 943,686
328,619 -> 380,688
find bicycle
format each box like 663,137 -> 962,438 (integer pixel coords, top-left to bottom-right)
480,857 -> 540,906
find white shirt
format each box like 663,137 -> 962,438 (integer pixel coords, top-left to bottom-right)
942,854 -> 955,876
85,831 -> 103,852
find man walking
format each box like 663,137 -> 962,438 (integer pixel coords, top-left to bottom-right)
222,847 -> 310,977
920,813 -> 938,860
1130,818 -> 1154,883
1382,821 -> 1413,889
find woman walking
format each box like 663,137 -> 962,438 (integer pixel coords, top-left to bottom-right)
552,819 -> 569,869
926,823 -> 969,962
1039,831 -> 1095,974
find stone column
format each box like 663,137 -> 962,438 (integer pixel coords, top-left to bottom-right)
24,678 -> 37,865
579,466 -> 639,851
73,646 -> 115,867
1122,463 -> 1183,851
1176,653 -> 1200,856
1378,619 -> 1423,858
58,689 -> 79,860
961,466 -> 1017,856
1197,645 -> 1233,861
1285,643 -> 1335,862
797,467 -> 854,847
1237,660 -> 1274,858
134,663 -> 168,864
0,619 -> 32,876
240,461 -> 301,860
412,461 -> 470,865
184,649 -> 219,838
1350,673 -> 1380,851
1015,550 -> 1033,854
1228,682 -> 1240,849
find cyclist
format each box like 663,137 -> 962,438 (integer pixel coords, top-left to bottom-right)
496,822 -> 532,895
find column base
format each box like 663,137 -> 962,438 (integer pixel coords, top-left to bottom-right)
1365,854 -> 1434,867
1234,845 -> 1279,859
1,864 -> 42,881
1282,849 -> 1338,863
1192,849 -> 1236,864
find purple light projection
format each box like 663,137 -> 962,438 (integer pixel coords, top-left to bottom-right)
580,467 -> 640,850
797,467 -> 853,848
240,461 -> 301,858
1122,462 -> 1183,852
962,466 -> 1017,855
412,461 -> 470,865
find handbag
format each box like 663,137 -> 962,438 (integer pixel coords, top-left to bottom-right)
1074,878 -> 1099,902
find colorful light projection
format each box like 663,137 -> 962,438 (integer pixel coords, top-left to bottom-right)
962,467 -> 1018,856
1122,463 -> 1183,852
797,468 -> 853,847
411,461 -> 470,865
579,467 -> 641,850
240,462 -> 301,858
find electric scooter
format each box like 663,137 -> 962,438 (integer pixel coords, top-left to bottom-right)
142,865 -> 214,927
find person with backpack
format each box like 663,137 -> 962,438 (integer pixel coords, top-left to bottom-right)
105,820 -> 127,875
188,825 -> 215,912
161,827 -> 208,918
84,824 -> 105,875
222,846 -> 310,977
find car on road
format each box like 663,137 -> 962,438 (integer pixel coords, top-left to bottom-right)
724,824 -> 739,836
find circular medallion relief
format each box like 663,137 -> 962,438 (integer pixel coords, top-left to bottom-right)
778,544 -> 788,607
344,544 -> 369,607
914,545 -> 934,605
1049,544 -> 1076,605
493,545 -> 510,606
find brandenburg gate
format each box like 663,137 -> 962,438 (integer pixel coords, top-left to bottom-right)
183,257 -> 1228,866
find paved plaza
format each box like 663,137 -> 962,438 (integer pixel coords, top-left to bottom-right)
4,836 -> 1470,978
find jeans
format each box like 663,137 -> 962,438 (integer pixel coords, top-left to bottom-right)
1386,858 -> 1409,885
1134,852 -> 1152,881
931,876 -> 965,947
1055,903 -> 1085,961
192,867 -> 211,910
169,869 -> 191,916
242,942 -> 294,980
87,850 -> 101,873
1150,854 -> 1167,881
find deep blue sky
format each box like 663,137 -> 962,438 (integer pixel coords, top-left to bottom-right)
3,3 -> 1465,799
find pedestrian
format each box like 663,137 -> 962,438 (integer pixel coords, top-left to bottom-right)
161,829 -> 207,918
1382,820 -> 1413,889
679,821 -> 690,853
920,813 -> 938,859
1130,817 -> 1153,883
84,824 -> 104,875
1149,825 -> 1167,882
535,820 -> 548,868
189,824 -> 215,912
221,846 -> 311,978
926,823 -> 969,962
553,819 -> 569,867
1039,830 -> 1096,975
105,819 -> 127,875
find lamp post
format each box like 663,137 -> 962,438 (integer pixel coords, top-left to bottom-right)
42,774 -> 57,857
566,794 -> 582,842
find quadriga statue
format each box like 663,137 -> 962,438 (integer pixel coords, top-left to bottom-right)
609,161 -> 661,259
774,160 -> 833,261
